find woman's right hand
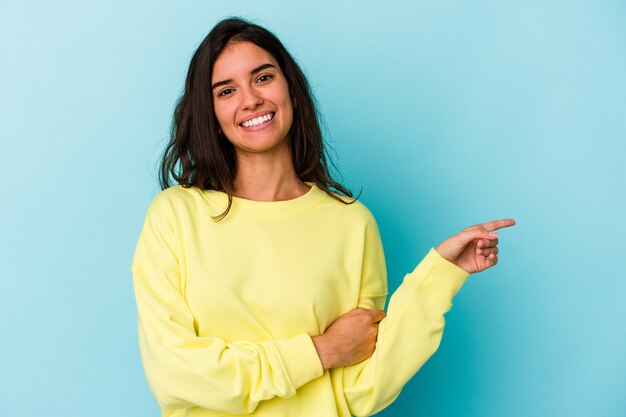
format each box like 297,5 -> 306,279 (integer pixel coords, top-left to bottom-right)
312,308 -> 386,370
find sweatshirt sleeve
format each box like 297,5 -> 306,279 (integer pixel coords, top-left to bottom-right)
131,193 -> 324,414
342,223 -> 470,416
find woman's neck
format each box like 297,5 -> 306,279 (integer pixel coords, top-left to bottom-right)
232,147 -> 309,202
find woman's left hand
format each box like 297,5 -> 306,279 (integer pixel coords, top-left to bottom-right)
435,218 -> 516,274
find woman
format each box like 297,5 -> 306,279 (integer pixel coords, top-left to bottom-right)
131,17 -> 515,417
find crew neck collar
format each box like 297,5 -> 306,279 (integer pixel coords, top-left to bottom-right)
203,183 -> 327,219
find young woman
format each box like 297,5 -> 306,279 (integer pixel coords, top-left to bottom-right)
131,17 -> 515,417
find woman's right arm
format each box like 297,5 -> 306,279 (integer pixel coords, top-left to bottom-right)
131,195 -> 324,414
131,264 -> 324,414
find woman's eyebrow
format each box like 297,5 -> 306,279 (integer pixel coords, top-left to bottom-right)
251,63 -> 275,75
211,63 -> 276,90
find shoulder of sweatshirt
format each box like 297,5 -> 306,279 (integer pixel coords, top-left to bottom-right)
151,185 -> 201,204
148,185 -> 213,214
138,186 -> 213,230
319,190 -> 380,228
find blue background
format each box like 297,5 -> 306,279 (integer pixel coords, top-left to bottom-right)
1,1 -> 624,416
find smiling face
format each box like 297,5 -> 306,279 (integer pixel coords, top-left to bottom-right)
211,41 -> 294,158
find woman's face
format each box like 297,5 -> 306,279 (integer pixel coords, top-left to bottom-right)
211,41 -> 294,158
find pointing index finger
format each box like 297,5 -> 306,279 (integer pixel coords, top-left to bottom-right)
482,218 -> 516,232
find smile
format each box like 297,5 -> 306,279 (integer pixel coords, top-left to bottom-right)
240,112 -> 275,128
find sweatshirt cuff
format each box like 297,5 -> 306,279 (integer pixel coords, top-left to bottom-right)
404,248 -> 470,308
273,333 -> 324,390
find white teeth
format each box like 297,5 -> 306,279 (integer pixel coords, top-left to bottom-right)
241,113 -> 274,128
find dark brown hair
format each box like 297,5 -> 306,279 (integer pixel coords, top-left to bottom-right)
160,17 -> 355,219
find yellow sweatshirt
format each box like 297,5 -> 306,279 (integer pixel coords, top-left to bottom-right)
131,184 -> 469,417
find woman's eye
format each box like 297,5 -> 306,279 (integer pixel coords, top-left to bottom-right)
218,88 -> 235,97
257,74 -> 273,83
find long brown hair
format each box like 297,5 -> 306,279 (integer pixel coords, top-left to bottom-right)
160,17 -> 355,219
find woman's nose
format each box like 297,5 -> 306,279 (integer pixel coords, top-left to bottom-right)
240,87 -> 263,110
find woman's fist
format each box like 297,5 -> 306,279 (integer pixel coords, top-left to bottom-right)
312,308 -> 386,370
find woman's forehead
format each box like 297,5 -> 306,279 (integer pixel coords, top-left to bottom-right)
212,41 -> 279,81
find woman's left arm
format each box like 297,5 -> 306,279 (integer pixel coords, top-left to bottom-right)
341,218 -> 515,417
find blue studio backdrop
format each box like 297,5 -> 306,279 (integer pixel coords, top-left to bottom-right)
1,1 -> 624,416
